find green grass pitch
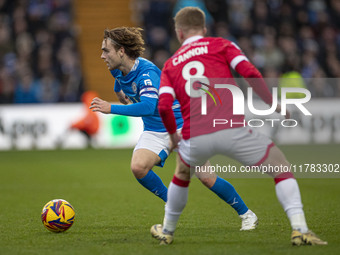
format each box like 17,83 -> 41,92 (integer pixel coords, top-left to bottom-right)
0,144 -> 339,255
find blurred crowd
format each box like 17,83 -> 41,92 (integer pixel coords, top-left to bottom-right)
132,0 -> 340,97
1,0 -> 339,104
0,0 -> 83,104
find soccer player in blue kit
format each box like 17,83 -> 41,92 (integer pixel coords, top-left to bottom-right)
90,27 -> 257,230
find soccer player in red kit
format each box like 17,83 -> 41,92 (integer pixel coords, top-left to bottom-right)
150,6 -> 327,246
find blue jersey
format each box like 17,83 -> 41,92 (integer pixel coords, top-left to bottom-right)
110,57 -> 183,132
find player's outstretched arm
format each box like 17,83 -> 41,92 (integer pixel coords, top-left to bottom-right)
90,95 -> 157,117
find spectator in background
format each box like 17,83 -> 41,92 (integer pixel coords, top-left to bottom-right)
172,0 -> 214,29
152,49 -> 171,70
226,0 -> 253,37
14,67 -> 39,103
0,66 -> 14,103
204,0 -> 228,23
0,0 -> 83,104
15,32 -> 34,67
307,68 -> 335,98
253,33 -> 284,71
214,21 -> 237,43
57,37 -> 83,102
0,13 -> 13,57
35,43 -> 54,76
37,70 -> 60,103
279,71 -> 307,99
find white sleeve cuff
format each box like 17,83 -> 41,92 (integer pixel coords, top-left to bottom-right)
159,86 -> 175,98
230,55 -> 249,70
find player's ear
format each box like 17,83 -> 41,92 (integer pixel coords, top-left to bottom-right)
203,27 -> 207,36
119,47 -> 124,58
176,28 -> 184,42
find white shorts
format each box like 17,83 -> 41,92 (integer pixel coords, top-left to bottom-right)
179,127 -> 274,167
134,131 -> 171,167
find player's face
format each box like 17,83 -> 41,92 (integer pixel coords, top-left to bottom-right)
101,39 -> 121,70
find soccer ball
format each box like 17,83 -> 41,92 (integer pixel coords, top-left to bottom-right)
41,199 -> 75,232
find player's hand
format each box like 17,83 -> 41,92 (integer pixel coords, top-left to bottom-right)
275,103 -> 291,119
89,97 -> 111,114
169,132 -> 181,152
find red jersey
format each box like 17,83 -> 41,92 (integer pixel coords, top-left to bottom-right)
158,36 -> 272,140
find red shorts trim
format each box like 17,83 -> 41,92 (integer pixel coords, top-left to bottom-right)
274,172 -> 295,184
253,142 -> 275,166
172,175 -> 190,187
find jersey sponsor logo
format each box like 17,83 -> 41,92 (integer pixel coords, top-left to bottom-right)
172,46 -> 208,66
144,79 -> 152,86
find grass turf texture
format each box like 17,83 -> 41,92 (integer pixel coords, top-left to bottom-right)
0,144 -> 339,255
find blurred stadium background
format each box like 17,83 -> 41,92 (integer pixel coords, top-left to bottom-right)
0,0 -> 339,150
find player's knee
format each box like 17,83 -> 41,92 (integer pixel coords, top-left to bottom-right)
131,162 -> 149,179
175,167 -> 191,181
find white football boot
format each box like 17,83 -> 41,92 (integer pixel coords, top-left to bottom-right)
239,209 -> 258,231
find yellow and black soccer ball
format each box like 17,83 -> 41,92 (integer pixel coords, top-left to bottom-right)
41,199 -> 75,232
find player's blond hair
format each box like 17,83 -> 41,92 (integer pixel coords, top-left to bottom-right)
104,27 -> 145,59
174,7 -> 205,31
